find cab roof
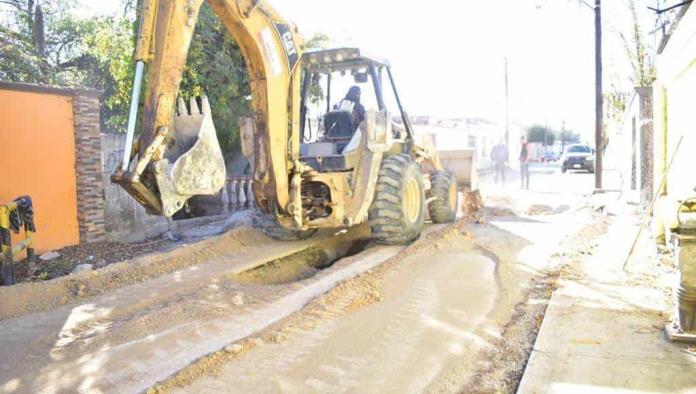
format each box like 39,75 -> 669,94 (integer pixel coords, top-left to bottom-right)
302,48 -> 391,72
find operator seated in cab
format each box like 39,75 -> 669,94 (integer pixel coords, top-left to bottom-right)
318,85 -> 367,155
332,85 -> 366,135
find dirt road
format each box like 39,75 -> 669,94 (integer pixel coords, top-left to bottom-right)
0,224 -> 379,393
157,191 -> 592,393
0,166 -> 600,393
171,239 -> 498,393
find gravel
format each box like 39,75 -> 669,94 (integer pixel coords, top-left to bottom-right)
13,239 -> 172,283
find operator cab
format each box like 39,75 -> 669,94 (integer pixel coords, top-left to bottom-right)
299,48 -> 412,173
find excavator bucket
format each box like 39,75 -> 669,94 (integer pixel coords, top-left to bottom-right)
153,96 -> 227,217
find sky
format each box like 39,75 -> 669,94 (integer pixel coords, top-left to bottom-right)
79,0 -> 660,140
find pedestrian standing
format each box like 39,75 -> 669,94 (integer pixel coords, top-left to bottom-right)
490,140 -> 509,184
519,136 -> 531,190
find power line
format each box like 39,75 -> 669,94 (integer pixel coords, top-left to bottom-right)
648,0 -> 692,14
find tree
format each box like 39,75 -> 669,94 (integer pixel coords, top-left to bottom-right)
619,0 -> 656,87
0,0 -> 82,84
527,125 -> 557,146
303,32 -> 331,104
560,129 -> 581,145
0,1 -> 135,131
303,32 -> 330,52
179,3 -> 252,155
79,17 -> 136,132
0,1 -> 331,155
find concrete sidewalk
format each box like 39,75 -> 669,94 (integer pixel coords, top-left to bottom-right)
518,205 -> 696,393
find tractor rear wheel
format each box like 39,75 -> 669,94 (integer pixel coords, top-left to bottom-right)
428,171 -> 459,223
369,154 -> 425,245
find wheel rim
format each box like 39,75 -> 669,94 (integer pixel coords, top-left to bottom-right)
403,177 -> 421,223
449,182 -> 458,211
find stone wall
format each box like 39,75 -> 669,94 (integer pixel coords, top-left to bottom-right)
73,93 -> 106,243
611,87 -> 654,206
101,133 -> 170,242
636,87 -> 654,206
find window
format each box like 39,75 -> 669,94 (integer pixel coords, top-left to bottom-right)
567,145 -> 591,153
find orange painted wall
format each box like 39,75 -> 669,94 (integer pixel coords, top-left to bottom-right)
0,89 -> 80,252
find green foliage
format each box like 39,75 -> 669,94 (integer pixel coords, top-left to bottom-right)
605,89 -> 630,125
0,1 -> 331,155
0,23 -> 44,82
620,0 -> 656,87
303,32 -> 331,104
526,125 -> 580,146
0,1 -> 135,132
80,17 -> 135,132
303,32 -> 330,52
560,129 -> 580,144
526,125 -> 556,146
179,3 -> 251,155
0,0 -> 82,84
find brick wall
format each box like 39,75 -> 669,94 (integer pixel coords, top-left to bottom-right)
72,93 -> 106,243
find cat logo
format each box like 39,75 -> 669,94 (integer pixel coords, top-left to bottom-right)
274,23 -> 299,70
282,32 -> 297,57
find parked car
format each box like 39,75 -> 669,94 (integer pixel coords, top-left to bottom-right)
541,151 -> 558,162
561,144 -> 595,173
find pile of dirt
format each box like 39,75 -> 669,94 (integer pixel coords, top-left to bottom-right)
13,239 -> 172,283
527,204 -> 571,216
464,190 -> 485,213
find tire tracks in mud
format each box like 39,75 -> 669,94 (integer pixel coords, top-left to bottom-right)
461,210 -> 611,393
300,279 -> 438,393
151,220 -> 474,393
0,225 -> 374,394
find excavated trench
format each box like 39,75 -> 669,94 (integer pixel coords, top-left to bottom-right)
233,240 -> 370,285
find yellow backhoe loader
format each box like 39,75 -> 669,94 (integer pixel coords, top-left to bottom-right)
112,0 -> 476,244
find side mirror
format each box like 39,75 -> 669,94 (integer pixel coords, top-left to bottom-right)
354,72 -> 369,84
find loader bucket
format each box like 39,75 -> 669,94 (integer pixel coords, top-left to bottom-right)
437,149 -> 483,213
438,149 -> 478,192
154,96 -> 227,217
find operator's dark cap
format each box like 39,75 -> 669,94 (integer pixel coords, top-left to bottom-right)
346,85 -> 361,100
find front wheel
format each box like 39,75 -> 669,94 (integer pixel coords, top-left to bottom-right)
428,171 -> 458,223
369,154 -> 425,245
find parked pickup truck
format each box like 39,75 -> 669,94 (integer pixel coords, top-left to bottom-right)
561,144 -> 595,173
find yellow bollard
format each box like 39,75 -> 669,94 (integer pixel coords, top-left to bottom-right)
0,197 -> 36,286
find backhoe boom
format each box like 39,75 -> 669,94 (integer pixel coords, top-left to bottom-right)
112,0 -> 303,218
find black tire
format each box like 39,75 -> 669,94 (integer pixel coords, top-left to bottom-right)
428,171 -> 458,223
587,166 -> 595,174
369,154 -> 425,245
256,215 -> 317,241
561,166 -> 567,173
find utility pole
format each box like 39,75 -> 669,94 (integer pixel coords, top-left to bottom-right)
504,58 -> 510,147
594,0 -> 603,190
